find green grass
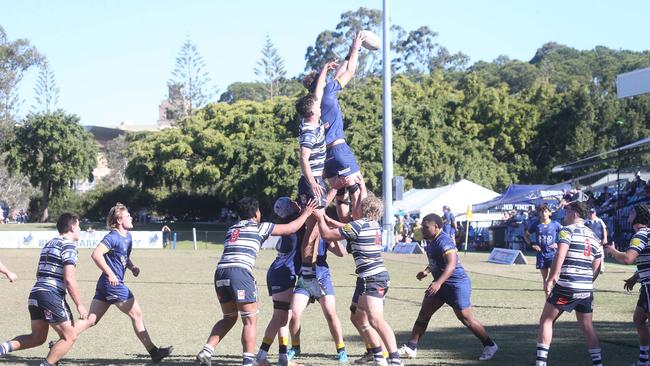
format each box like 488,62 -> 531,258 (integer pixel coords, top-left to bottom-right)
0,249 -> 641,365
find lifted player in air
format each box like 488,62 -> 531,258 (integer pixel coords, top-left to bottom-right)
302,32 -> 366,219
196,197 -> 316,366
397,213 -> 498,361
0,213 -> 87,366
74,203 -> 172,363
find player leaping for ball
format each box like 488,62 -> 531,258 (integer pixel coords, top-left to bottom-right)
295,60 -> 339,300
302,31 -> 367,221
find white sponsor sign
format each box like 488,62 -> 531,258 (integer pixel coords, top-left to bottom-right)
0,231 -> 163,249
487,248 -> 528,265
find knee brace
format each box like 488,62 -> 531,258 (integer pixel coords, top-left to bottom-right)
359,323 -> 372,333
239,310 -> 259,318
223,311 -> 238,319
273,300 -> 291,311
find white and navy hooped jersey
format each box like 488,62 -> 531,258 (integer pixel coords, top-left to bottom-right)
32,236 -> 78,295
555,223 -> 602,294
627,227 -> 650,285
217,220 -> 275,272
298,119 -> 326,177
339,219 -> 386,278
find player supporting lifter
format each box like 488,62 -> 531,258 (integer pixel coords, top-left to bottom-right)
255,197 -> 306,366
397,213 -> 498,361
295,60 -> 339,299
196,197 -> 315,366
302,31 -> 366,218
314,195 -> 403,366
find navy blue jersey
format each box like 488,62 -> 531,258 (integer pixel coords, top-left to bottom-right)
442,212 -> 456,236
528,220 -> 562,259
99,230 -> 132,283
424,231 -> 468,285
268,233 -> 299,276
584,218 -> 606,242
33,236 -> 78,295
217,220 -> 275,272
339,219 -> 386,278
627,228 -> 650,285
316,238 -> 329,267
321,79 -> 345,144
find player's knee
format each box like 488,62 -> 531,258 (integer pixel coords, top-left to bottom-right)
239,310 -> 259,323
33,332 -> 48,345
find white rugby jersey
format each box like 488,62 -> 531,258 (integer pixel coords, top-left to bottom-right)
32,236 -> 78,295
217,220 -> 275,272
627,227 -> 650,285
299,119 -> 326,177
555,223 -> 602,294
339,219 -> 387,278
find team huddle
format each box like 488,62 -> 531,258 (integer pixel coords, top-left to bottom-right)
2,32 -> 650,366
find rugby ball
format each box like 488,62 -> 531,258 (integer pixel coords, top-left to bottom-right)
360,30 -> 380,51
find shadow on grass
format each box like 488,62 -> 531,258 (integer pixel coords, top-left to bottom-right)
0,353 -> 241,365
339,320 -> 639,366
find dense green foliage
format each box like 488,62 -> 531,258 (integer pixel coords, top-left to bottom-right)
4,111 -> 97,221
127,40 -> 650,212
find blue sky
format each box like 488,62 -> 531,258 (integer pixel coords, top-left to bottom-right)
3,0 -> 649,126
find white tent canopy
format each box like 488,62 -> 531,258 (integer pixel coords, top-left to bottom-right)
393,179 -> 499,217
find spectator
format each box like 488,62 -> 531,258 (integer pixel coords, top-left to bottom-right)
162,225 -> 171,248
442,205 -> 457,242
412,219 -> 423,246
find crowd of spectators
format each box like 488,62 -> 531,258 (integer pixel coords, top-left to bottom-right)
498,172 -> 650,251
0,208 -> 28,224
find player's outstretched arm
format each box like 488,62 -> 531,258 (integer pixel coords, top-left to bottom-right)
314,210 -> 344,242
337,32 -> 365,88
545,241 -> 569,293
0,260 -> 17,282
606,245 -> 639,265
272,200 -> 317,237
327,240 -> 347,257
64,264 -> 88,319
313,61 -> 338,103
351,174 -> 367,221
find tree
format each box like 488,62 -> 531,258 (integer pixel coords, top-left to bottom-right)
168,38 -> 214,116
104,134 -> 129,186
0,26 -> 43,215
255,35 -> 287,100
32,59 -> 60,113
394,26 -> 467,74
0,25 -> 43,139
4,111 -> 97,222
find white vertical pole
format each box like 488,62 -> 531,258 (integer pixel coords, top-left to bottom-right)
382,0 -> 394,250
192,227 -> 197,250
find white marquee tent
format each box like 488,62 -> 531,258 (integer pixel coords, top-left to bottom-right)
393,179 -> 499,217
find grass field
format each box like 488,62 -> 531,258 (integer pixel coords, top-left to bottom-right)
0,248 -> 642,366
